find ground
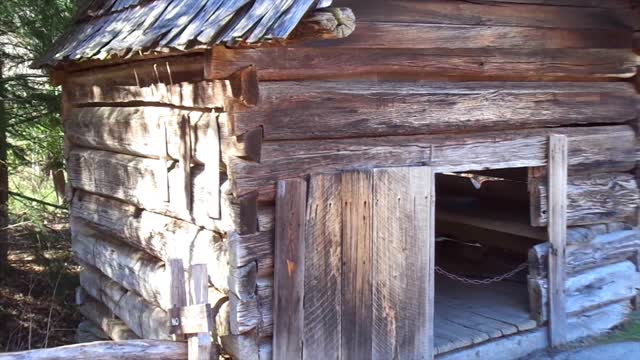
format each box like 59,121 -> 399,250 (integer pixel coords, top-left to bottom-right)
0,223 -> 80,352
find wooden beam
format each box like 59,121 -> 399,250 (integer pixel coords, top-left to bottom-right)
227,125 -> 636,199
530,173 -> 639,226
228,81 -> 637,140
529,261 -> 639,323
301,22 -> 631,49
273,178 -> 307,360
67,149 -> 218,229
0,340 -> 187,360
79,265 -> 170,340
78,296 -> 139,341
547,134 -> 568,347
209,47 -> 638,81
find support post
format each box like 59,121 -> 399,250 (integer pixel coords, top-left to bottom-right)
188,264 -> 215,360
547,134 -> 568,347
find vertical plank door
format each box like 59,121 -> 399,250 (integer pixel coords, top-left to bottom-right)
274,166 -> 435,360
547,135 -> 568,347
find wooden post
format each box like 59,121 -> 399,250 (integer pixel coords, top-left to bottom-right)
169,259 -> 187,341
547,135 -> 568,347
188,264 -> 214,360
273,178 -> 308,360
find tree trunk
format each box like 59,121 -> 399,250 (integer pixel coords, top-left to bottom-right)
0,60 -> 9,272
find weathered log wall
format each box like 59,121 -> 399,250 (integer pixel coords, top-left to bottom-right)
60,1 -> 640,358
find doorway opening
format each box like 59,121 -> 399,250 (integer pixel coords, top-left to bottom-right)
433,168 -> 545,355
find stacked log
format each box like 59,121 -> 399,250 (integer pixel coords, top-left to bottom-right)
528,228 -> 640,324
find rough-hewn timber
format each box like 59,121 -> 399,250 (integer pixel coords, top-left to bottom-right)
529,229 -> 639,278
228,125 -> 636,198
229,82 -> 637,140
529,261 -> 639,323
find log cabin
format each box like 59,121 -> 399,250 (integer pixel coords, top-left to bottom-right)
34,0 -> 640,359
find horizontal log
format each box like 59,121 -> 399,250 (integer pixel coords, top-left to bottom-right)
78,296 -> 139,341
529,229 -> 639,278
62,53 -> 206,88
529,260 -> 639,323
65,80 -> 233,109
228,125 -> 636,198
229,81 -> 637,140
71,218 -> 170,308
67,149 -> 218,227
530,173 -> 640,226
71,192 -> 231,293
65,108 -> 219,165
209,47 -> 638,81
301,22 -> 632,49
349,0 -> 635,29
0,340 -> 187,360
80,265 -> 170,340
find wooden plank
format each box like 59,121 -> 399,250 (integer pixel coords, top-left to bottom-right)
302,22 -> 632,49
302,174 -> 342,359
547,134 -> 568,347
227,125 -> 636,198
0,340 -> 188,360
273,178 -> 307,360
530,173 -> 639,226
229,81 -> 637,140
168,258 -> 187,341
341,171 -> 374,359
187,264 -> 214,360
438,300 -> 633,360
209,47 -> 638,81
372,167 -> 434,360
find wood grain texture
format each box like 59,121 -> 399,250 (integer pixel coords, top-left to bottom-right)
529,261 -> 640,323
302,174 -> 342,359
227,125 -> 636,198
530,173 -> 640,226
71,218 -> 169,308
80,265 -> 170,340
67,149 -> 218,228
547,134 -> 568,347
230,81 -> 637,140
344,0 -> 635,29
273,178 -> 307,360
529,228 -> 638,278
341,171 -> 374,359
0,340 -> 187,360
372,167 -> 434,360
209,47 -> 638,81
78,296 -> 139,341
65,106 -> 219,171
302,22 -> 632,49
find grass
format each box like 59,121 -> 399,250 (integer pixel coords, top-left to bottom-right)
604,310 -> 640,343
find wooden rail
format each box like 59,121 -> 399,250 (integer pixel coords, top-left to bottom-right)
0,340 -> 187,360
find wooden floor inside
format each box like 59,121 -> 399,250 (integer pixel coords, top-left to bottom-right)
434,275 -> 537,355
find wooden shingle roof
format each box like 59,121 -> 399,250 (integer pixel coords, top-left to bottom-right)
35,0 -> 332,68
